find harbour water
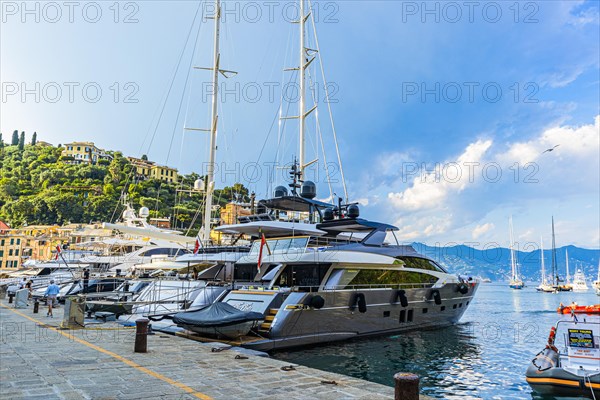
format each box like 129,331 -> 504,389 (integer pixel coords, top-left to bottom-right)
274,284 -> 600,399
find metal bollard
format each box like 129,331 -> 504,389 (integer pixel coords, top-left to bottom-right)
394,372 -> 419,400
8,293 -> 14,304
134,318 -> 149,353
33,300 -> 39,314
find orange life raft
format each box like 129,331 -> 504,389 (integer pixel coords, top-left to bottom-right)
557,304 -> 600,315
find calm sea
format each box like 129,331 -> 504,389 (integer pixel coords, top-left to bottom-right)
273,284 -> 600,399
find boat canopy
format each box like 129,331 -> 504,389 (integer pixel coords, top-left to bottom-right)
172,302 -> 263,328
215,220 -> 326,238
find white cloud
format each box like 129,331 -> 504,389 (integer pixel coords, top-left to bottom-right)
472,223 -> 494,239
497,115 -> 600,165
387,139 -> 493,211
362,116 -> 599,247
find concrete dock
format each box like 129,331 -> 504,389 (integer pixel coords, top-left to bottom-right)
0,299 -> 431,399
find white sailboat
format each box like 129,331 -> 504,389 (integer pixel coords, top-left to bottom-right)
593,261 -> 600,295
536,237 -> 554,292
509,216 -> 524,289
570,250 -> 589,292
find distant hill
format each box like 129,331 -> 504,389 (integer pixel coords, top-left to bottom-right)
0,141 -> 248,231
413,243 -> 600,282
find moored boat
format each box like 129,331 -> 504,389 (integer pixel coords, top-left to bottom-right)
594,261 -> 600,296
508,216 -> 524,289
557,303 -> 600,315
526,317 -> 600,397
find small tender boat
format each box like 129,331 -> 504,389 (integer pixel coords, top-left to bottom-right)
526,318 -> 600,397
557,303 -> 600,315
172,302 -> 264,339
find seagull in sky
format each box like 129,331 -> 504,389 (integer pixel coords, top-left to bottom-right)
542,144 -> 560,154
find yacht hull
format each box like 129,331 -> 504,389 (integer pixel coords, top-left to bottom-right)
526,364 -> 600,397
243,283 -> 478,351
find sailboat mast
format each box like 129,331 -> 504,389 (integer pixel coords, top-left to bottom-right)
202,0 -> 221,243
298,0 -> 306,179
509,216 -> 516,280
540,236 -> 546,285
551,216 -> 557,285
565,249 -> 570,284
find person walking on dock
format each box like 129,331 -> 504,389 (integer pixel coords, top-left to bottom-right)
25,279 -> 33,300
82,268 -> 90,292
44,280 -> 60,318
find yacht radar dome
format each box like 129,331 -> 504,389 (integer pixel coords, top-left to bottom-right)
122,209 -> 135,220
194,179 -> 205,191
347,204 -> 360,219
139,207 -> 150,218
300,181 -> 317,199
274,186 -> 288,198
323,208 -> 334,221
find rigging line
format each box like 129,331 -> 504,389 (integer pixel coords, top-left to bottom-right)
254,69 -> 297,184
145,3 -> 203,157
269,22 -> 296,197
186,194 -> 206,236
169,17 -> 204,228
305,66 -> 333,199
308,0 -> 348,202
165,9 -> 204,167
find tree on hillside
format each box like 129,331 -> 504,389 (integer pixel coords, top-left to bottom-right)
18,132 -> 25,150
0,133 -> 4,152
141,154 -> 148,161
11,130 -> 18,145
31,132 -> 37,145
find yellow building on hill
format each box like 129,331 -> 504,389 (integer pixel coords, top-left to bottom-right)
62,142 -> 113,164
127,157 -> 178,183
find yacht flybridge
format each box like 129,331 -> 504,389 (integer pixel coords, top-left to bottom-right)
172,179 -> 479,351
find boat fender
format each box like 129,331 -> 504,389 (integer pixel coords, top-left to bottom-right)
457,283 -> 469,294
531,347 -> 558,371
309,295 -> 325,309
429,289 -> 442,305
349,293 -> 367,313
390,290 -> 409,307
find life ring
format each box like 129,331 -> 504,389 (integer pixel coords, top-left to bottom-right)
390,289 -> 409,307
349,292 -> 367,313
457,283 -> 469,294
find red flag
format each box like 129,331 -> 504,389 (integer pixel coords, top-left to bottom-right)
55,245 -> 62,260
193,237 -> 201,255
257,234 -> 267,271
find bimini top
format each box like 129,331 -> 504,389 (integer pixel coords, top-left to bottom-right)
214,220 -> 327,238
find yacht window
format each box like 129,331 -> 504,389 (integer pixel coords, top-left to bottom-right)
261,264 -> 282,281
396,257 -> 446,273
274,264 -> 330,290
139,248 -> 174,257
233,263 -> 258,281
383,230 -> 400,246
324,268 -> 438,289
363,230 -> 386,246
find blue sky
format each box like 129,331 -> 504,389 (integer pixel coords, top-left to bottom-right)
1,1 -> 599,248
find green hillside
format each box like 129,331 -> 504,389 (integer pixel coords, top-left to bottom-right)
0,135 -> 247,233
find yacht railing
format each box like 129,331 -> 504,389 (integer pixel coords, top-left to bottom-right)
233,282 -> 435,292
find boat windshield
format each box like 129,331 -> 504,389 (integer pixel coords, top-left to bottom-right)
248,237 -> 309,255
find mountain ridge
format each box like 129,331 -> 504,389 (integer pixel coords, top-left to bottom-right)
412,242 -> 600,282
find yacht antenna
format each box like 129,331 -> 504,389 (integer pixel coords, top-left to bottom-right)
193,0 -> 237,243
